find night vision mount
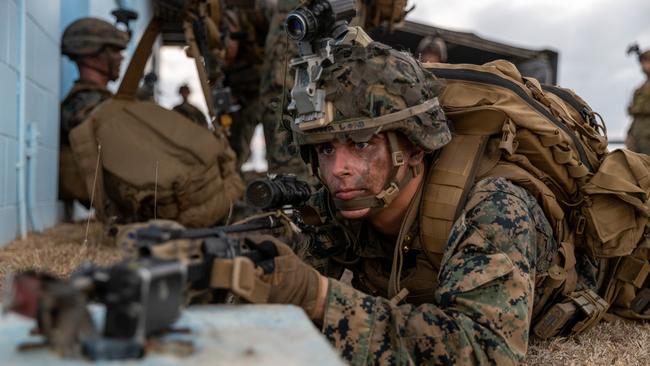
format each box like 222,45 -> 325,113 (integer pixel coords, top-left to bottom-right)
285,0 -> 356,129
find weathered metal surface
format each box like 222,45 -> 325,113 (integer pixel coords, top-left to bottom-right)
0,304 -> 345,366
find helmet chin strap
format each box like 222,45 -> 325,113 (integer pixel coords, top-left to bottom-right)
332,131 -> 422,213
77,48 -> 116,82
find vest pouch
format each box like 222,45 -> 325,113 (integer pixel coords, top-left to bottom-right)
579,150 -> 650,257
533,289 -> 608,339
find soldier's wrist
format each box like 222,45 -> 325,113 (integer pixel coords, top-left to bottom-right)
311,275 -> 329,323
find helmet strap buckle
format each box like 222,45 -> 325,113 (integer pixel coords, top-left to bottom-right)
392,151 -> 405,166
376,182 -> 400,207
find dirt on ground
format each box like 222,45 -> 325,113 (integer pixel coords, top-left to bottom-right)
1,222 -> 649,365
0,221 -> 124,290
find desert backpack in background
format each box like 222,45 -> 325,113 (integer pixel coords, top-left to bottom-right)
69,19 -> 244,227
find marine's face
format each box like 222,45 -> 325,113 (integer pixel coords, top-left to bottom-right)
316,133 -> 415,220
105,46 -> 125,81
421,51 -> 441,63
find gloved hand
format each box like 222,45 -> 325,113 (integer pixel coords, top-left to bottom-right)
246,235 -> 325,319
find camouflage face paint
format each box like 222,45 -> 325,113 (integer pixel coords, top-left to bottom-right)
316,133 -> 393,218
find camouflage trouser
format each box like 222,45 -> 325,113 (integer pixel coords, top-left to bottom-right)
626,115 -> 650,155
228,98 -> 263,169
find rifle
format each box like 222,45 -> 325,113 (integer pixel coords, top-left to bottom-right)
3,175 -> 342,360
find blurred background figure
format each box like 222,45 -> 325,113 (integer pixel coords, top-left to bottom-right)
417,35 -> 447,63
59,17 -> 129,220
136,71 -> 158,102
173,84 -> 209,127
625,45 -> 650,154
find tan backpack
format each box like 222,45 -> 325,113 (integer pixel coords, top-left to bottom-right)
69,19 -> 244,227
420,60 -> 650,338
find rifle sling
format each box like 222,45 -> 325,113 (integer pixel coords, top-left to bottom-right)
210,257 -> 270,303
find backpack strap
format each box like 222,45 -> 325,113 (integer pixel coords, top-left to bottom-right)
116,18 -> 161,99
420,134 -> 488,255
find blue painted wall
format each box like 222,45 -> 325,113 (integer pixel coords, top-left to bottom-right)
0,0 -> 61,245
0,0 -> 153,246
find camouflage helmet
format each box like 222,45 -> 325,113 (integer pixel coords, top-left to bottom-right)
291,41 -> 451,210
62,17 -> 129,58
292,41 -> 450,154
417,36 -> 447,62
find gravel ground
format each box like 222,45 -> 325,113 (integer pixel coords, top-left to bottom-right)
1,222 -> 649,365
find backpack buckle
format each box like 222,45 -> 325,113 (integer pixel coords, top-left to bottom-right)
575,215 -> 586,235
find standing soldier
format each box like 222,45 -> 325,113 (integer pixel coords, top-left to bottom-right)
59,17 -> 129,218
626,48 -> 650,154
257,0 -> 308,179
223,6 -> 269,170
173,84 -> 209,127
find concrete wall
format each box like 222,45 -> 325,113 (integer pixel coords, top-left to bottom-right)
0,0 -> 62,245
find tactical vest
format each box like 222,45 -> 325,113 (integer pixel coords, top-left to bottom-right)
352,60 -> 650,339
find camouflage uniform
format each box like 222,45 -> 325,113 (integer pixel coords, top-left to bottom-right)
59,80 -> 112,204
257,0 -> 308,177
59,18 -> 128,207
60,80 -> 112,146
317,177 -> 566,365
626,80 -> 650,154
173,101 -> 209,128
225,6 -> 269,168
282,38 -> 602,364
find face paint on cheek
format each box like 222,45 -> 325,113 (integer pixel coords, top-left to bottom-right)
356,142 -> 392,195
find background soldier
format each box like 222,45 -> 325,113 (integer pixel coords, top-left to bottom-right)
136,71 -> 158,102
223,6 -> 269,170
59,17 -> 129,218
626,48 -> 650,154
257,0 -> 311,179
173,84 -> 209,127
417,35 -> 448,63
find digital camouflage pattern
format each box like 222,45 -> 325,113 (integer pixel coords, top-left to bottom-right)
626,80 -> 650,154
173,101 -> 209,128
257,0 -> 311,178
292,42 -> 450,153
225,6 -> 269,168
59,80 -> 112,204
319,177 -> 562,365
60,80 -> 112,146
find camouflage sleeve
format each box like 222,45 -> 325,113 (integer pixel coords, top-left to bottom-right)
60,90 -> 107,144
322,178 -> 554,365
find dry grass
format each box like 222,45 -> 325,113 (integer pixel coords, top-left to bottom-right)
526,320 -> 650,365
1,223 -> 650,365
0,221 -> 124,289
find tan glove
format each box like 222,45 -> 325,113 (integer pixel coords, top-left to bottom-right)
248,235 -> 323,318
